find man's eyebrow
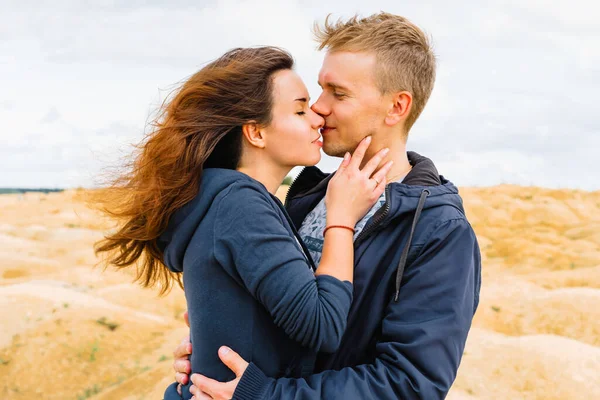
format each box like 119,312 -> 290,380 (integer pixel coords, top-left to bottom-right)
318,81 -> 350,92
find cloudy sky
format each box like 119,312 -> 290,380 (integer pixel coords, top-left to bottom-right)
1,0 -> 598,189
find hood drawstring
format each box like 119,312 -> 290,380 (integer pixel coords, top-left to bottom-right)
394,189 -> 430,302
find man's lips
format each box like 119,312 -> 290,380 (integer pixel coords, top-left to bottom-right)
321,126 -> 336,134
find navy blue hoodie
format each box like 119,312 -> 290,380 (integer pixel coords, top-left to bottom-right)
233,152 -> 482,399
160,168 -> 354,400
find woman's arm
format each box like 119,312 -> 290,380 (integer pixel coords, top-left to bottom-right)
315,137 -> 391,283
214,184 -> 351,353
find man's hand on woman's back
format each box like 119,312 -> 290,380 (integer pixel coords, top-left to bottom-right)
173,311 -> 193,394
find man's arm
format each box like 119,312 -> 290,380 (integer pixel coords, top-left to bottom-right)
190,218 -> 481,400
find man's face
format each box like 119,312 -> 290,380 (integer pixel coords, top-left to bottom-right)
312,51 -> 388,157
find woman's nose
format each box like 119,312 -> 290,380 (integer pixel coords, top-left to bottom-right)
311,110 -> 325,129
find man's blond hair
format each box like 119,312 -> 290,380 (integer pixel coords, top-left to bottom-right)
314,12 -> 436,133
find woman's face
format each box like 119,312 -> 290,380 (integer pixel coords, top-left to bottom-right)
262,69 -> 325,168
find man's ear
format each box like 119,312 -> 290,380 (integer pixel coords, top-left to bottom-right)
385,91 -> 412,127
241,122 -> 266,149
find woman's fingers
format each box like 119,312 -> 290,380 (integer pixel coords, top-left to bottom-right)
361,147 -> 389,178
348,136 -> 372,170
336,152 -> 352,172
373,175 -> 387,195
371,161 -> 394,191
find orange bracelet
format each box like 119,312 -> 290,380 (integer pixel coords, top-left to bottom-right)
323,225 -> 356,235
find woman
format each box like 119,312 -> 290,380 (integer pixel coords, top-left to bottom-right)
94,47 -> 392,400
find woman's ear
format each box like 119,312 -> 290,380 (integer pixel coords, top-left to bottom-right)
241,122 -> 266,149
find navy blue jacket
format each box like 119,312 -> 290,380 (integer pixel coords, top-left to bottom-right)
234,152 -> 482,399
160,168 -> 353,400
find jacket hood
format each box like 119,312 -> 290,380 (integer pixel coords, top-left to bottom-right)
386,151 -> 464,218
287,151 -> 464,219
157,168 -> 264,273
385,179 -> 465,226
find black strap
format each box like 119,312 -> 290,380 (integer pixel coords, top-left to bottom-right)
394,189 -> 430,302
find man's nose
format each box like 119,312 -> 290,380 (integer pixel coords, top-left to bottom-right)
311,97 -> 329,117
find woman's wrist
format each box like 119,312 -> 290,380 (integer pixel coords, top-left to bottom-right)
323,225 -> 355,236
326,215 -> 357,229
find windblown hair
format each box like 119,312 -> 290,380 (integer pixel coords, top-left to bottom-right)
314,12 -> 436,132
94,47 -> 294,294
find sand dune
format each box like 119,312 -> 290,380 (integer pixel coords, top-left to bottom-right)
0,186 -> 598,399
455,328 -> 600,399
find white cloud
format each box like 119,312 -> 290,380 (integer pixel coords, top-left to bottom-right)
1,0 -> 598,189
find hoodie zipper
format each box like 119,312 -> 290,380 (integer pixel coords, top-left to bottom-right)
354,185 -> 392,246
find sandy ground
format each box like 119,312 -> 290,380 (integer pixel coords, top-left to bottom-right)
0,185 -> 599,399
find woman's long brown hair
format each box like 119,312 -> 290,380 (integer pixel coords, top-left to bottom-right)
94,47 -> 294,294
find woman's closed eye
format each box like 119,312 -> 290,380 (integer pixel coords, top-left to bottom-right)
296,111 -> 306,115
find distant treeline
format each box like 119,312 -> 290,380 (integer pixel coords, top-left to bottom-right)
0,188 -> 64,195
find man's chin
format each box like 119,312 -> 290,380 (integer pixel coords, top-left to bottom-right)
322,143 -> 346,158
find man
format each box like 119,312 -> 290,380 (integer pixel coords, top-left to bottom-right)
171,12 -> 481,399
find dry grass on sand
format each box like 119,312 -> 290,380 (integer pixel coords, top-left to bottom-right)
1,185 -> 599,399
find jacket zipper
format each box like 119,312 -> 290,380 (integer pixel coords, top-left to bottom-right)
284,167 -> 306,207
272,193 -> 318,271
354,185 -> 392,246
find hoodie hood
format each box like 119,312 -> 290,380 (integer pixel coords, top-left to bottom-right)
157,168 -> 264,273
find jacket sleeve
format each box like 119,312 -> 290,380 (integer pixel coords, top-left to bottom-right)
214,184 -> 353,354
233,218 -> 482,400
